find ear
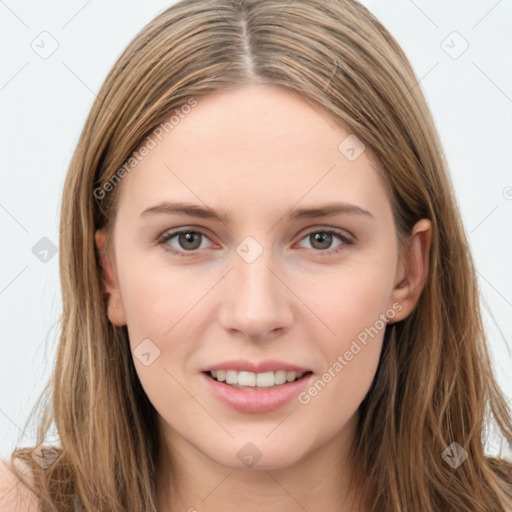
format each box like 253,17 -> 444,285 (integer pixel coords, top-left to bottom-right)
387,218 -> 432,324
95,228 -> 127,326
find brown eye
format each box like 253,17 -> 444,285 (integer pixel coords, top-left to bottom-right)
176,231 -> 202,250
309,232 -> 334,250
158,229 -> 212,257
297,229 -> 354,255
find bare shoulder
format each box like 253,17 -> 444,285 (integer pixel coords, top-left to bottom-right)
0,458 -> 41,512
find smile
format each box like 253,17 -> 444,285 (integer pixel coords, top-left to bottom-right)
201,370 -> 314,413
207,369 -> 310,389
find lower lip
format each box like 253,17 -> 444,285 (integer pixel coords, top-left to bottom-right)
201,372 -> 313,414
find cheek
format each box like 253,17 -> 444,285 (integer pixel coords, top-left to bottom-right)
117,261 -> 200,414
301,257 -> 394,404
298,279 -> 388,430
312,256 -> 395,339
122,276 -> 177,338
116,253 -> 218,389
116,244 -> 192,325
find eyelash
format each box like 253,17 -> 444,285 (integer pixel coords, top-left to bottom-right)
157,227 -> 354,258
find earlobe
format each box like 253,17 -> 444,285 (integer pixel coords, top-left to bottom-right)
95,228 -> 127,326
388,219 -> 432,324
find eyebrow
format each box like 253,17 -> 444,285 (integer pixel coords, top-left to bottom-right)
140,201 -> 375,223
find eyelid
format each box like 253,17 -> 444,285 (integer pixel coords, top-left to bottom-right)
298,225 -> 355,243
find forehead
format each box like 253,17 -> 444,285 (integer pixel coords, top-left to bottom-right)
115,84 -> 389,222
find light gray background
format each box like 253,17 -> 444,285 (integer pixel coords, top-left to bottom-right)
1,0 -> 511,460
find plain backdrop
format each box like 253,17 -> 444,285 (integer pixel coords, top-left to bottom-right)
1,0 -> 511,460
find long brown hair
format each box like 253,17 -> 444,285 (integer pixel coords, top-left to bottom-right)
6,1 -> 512,511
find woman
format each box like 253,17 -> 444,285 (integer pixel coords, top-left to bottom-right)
2,0 -> 511,511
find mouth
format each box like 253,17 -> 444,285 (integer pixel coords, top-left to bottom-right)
203,369 -> 313,390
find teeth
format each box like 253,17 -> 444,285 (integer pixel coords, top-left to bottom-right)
208,369 -> 306,387
226,370 -> 237,384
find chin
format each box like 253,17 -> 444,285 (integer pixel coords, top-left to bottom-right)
200,435 -> 310,471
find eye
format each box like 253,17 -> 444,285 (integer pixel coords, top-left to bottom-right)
296,228 -> 354,256
157,229 -> 213,257
157,227 -> 354,257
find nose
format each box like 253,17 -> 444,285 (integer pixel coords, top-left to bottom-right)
218,245 -> 293,341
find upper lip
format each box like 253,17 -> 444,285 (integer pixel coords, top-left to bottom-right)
201,359 -> 312,374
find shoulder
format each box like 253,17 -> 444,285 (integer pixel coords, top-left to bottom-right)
0,458 -> 41,512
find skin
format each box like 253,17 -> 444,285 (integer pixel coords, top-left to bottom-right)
95,84 -> 431,512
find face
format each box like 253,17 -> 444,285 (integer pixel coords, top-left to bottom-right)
95,84 -> 429,471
